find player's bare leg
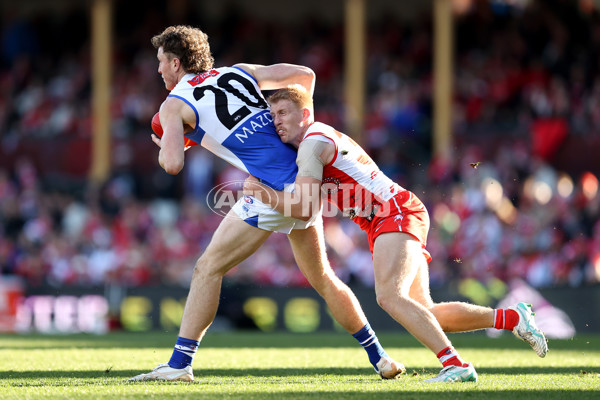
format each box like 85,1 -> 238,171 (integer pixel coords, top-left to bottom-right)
129,210 -> 272,382
287,221 -> 405,379
178,211 -> 272,341
408,259 -> 547,356
372,232 -> 476,382
407,264 -> 495,332
372,232 -> 451,353
429,303 -> 494,332
287,222 -> 366,334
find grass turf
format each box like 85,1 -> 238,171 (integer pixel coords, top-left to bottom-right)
0,331 -> 599,399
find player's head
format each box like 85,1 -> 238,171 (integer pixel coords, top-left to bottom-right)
267,84 -> 314,147
152,25 -> 215,90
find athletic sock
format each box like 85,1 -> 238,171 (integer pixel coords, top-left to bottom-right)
493,308 -> 519,331
437,346 -> 469,368
168,336 -> 200,369
352,323 -> 388,368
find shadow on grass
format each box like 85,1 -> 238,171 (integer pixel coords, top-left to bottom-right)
113,391 -> 598,400
2,366 -> 598,381
122,390 -> 598,400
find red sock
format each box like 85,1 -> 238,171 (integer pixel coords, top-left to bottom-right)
504,309 -> 519,330
437,346 -> 468,368
494,309 -> 519,330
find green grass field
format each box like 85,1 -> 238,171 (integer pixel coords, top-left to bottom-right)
0,331 -> 599,399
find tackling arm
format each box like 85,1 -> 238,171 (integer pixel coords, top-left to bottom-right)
243,139 -> 333,221
244,175 -> 322,221
234,63 -> 315,97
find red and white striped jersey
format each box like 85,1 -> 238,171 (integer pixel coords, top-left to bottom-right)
302,121 -> 406,220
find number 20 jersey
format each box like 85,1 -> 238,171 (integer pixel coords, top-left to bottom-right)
168,66 -> 298,191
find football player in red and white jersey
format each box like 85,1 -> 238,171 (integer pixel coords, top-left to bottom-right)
244,85 -> 548,383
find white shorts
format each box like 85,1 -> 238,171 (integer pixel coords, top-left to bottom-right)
232,195 -> 321,234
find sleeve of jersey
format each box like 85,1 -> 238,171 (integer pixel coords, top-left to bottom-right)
296,139 -> 327,181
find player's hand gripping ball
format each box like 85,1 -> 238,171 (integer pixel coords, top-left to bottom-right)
151,112 -> 199,147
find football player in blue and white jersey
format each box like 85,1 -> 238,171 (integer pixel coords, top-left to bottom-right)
128,25 -> 404,382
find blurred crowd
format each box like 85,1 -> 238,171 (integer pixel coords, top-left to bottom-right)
1,0 -> 599,290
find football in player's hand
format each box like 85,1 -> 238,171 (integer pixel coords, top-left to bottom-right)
151,112 -> 199,147
151,112 -> 163,136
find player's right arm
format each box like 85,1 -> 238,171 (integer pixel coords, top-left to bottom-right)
153,97 -> 189,175
234,63 -> 315,97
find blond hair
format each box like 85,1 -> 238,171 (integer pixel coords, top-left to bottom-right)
151,25 -> 214,74
267,84 -> 313,111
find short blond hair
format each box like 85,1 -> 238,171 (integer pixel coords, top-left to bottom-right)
267,84 -> 313,111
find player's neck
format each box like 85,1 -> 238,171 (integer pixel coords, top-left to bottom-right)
292,127 -> 310,148
177,70 -> 191,83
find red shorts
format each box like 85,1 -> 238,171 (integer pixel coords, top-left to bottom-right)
356,190 -> 431,262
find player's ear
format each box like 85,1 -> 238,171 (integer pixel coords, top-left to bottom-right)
302,107 -> 311,122
172,57 -> 181,70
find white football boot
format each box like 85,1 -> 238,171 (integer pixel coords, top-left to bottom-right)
375,356 -> 406,379
128,363 -> 194,382
509,302 -> 548,357
425,362 -> 478,383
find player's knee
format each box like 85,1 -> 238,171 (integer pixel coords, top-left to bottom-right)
192,254 -> 224,278
416,297 -> 435,312
436,320 -> 451,332
375,288 -> 412,312
375,292 -> 391,312
191,258 -> 207,276
427,304 -> 450,330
